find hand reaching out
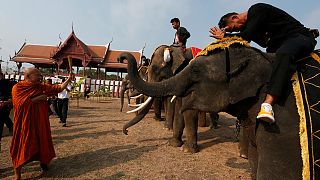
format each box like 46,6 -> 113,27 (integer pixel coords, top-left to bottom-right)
209,26 -> 227,39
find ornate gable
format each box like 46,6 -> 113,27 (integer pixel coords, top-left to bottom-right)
51,31 -> 92,67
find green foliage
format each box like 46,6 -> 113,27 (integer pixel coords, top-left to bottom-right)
70,76 -> 86,99
88,85 -> 111,97
77,69 -> 121,80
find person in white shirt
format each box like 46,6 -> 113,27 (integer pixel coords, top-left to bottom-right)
57,77 -> 72,127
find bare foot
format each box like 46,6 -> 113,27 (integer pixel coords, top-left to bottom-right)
14,166 -> 22,180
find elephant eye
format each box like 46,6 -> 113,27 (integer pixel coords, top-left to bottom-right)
151,65 -> 160,74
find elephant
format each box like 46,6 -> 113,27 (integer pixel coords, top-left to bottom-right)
119,43 -> 308,179
122,45 -> 218,131
120,66 -> 148,112
122,45 -> 194,132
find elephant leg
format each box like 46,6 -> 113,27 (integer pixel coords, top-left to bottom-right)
238,124 -> 254,159
127,90 -> 130,104
197,111 -> 206,127
182,109 -> 199,153
248,135 -> 258,180
169,97 -> 184,147
153,97 -> 163,121
164,96 -> 175,130
208,112 -> 219,129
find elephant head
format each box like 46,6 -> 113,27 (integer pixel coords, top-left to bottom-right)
120,45 -> 273,113
121,45 -> 194,134
147,45 -> 192,82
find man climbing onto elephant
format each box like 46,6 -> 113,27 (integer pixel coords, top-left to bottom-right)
170,17 -> 190,49
209,3 -> 318,123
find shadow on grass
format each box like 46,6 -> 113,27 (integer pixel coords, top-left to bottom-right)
225,157 -> 250,172
53,128 -> 122,145
44,144 -> 157,178
0,162 -> 43,180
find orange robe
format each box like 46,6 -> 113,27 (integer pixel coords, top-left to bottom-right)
10,81 -> 61,168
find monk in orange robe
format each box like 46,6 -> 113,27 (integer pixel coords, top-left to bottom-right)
10,67 -> 72,180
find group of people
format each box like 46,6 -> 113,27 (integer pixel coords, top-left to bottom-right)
1,3 -> 318,179
172,3 -> 318,123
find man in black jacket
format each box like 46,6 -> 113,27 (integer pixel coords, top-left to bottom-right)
171,17 -> 191,48
209,3 -> 317,123
0,72 -> 14,150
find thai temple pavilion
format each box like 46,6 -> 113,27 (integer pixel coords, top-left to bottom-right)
10,30 -> 142,77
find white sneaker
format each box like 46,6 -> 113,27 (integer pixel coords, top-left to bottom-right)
256,103 -> 275,123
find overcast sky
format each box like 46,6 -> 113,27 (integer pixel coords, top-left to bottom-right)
0,0 -> 319,70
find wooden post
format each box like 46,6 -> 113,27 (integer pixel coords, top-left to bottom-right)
117,80 -> 121,98
112,80 -> 116,97
108,80 -> 112,97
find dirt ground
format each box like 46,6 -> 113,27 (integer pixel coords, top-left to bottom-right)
0,98 -> 251,179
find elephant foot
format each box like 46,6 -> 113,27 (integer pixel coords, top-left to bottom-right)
181,143 -> 199,153
153,116 -> 165,121
164,126 -> 173,131
239,153 -> 248,159
164,123 -> 173,130
168,138 -> 183,147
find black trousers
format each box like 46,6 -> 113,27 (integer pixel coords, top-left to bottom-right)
268,34 -> 317,97
52,98 -> 59,115
57,98 -> 69,123
0,106 -> 13,141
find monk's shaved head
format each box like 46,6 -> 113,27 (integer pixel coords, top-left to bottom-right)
24,67 -> 42,83
24,67 -> 39,76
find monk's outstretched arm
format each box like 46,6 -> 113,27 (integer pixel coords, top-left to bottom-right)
60,73 -> 73,90
31,94 -> 47,103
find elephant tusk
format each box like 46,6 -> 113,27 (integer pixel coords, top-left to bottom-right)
127,97 -> 153,113
170,95 -> 176,103
130,94 -> 144,99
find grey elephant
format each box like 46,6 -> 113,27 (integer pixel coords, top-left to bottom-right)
121,45 -> 244,154
120,66 -> 148,112
122,45 -> 193,132
119,41 -> 316,179
122,45 -> 218,130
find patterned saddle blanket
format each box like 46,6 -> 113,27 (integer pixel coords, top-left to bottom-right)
292,50 -> 320,180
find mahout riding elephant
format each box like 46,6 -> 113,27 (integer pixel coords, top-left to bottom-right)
122,45 -> 218,131
119,43 -> 308,179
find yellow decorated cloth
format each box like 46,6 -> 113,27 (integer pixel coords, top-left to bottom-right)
292,50 -> 320,180
190,36 -> 250,63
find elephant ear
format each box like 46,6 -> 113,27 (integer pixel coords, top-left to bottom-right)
228,47 -> 273,104
169,46 -> 187,74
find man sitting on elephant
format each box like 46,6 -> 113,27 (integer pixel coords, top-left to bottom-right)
170,17 -> 190,49
209,3 -> 317,123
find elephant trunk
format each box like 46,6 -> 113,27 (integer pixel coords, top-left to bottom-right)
120,87 -> 127,112
119,52 -> 192,97
130,89 -> 141,98
123,98 -> 154,135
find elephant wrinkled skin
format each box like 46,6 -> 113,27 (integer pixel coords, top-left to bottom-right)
122,45 -> 192,133
120,45 -> 303,179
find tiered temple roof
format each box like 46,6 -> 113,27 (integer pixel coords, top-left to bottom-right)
11,31 -> 142,73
